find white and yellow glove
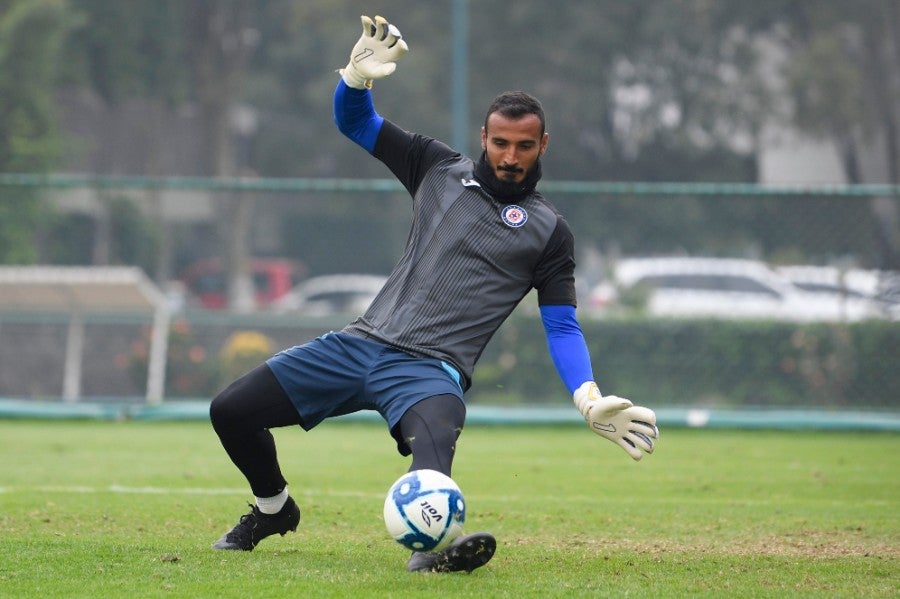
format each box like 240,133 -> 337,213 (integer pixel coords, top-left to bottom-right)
573,382 -> 659,461
340,15 -> 409,89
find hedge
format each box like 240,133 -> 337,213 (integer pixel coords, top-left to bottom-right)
469,316 -> 899,409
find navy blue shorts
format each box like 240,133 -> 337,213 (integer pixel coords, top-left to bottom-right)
266,332 -> 464,433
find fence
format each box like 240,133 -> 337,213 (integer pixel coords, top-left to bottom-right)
0,175 -> 898,425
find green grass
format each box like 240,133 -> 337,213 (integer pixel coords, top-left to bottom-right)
0,419 -> 897,598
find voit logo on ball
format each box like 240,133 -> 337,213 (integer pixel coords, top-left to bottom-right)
500,205 -> 528,228
418,499 -> 443,526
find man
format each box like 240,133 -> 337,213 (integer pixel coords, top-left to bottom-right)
209,15 -> 658,574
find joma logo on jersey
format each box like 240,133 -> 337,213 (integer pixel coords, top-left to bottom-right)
419,500 -> 443,526
501,205 -> 528,228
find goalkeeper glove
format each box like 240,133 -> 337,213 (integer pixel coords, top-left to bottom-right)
573,382 -> 659,461
340,15 -> 409,89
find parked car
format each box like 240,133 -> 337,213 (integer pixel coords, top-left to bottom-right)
776,265 -> 895,318
776,265 -> 881,299
271,274 -> 388,316
179,258 -> 304,310
586,257 -> 886,322
876,271 -> 900,320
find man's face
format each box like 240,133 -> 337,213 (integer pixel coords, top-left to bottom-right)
481,112 -> 549,184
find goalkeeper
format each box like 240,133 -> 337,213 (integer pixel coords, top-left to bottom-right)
209,15 -> 658,573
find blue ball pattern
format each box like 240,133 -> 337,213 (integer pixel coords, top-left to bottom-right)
387,471 -> 466,551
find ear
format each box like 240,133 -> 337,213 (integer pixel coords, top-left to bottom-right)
539,132 -> 549,156
481,127 -> 487,151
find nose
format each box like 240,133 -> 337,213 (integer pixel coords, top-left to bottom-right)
502,146 -> 518,166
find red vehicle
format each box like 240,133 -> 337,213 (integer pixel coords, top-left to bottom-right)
179,258 -> 304,310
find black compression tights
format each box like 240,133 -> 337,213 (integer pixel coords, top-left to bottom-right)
396,394 -> 466,477
209,363 -> 467,496
209,364 -> 301,498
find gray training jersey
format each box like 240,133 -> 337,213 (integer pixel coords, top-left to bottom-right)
342,120 -> 576,389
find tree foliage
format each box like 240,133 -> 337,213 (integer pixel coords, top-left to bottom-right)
1,0 -> 896,270
0,0 -> 78,263
0,0 -> 75,171
775,0 -> 900,183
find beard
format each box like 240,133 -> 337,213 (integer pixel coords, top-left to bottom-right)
473,152 -> 543,201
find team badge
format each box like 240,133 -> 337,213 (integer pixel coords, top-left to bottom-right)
501,205 -> 528,228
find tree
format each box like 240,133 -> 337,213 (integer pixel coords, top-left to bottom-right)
775,0 -> 900,267
0,0 -> 76,263
185,0 -> 262,311
461,1 -> 771,183
60,1 -> 273,305
63,0 -> 188,275
23,0 -> 893,274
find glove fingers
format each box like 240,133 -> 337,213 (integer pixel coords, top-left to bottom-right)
592,395 -> 633,417
604,395 -> 634,409
625,405 -> 657,426
360,15 -> 376,37
617,437 -> 644,461
381,41 -> 408,62
389,36 -> 409,55
365,15 -> 408,62
626,431 -> 655,454
379,19 -> 408,55
374,15 -> 390,40
628,419 -> 659,440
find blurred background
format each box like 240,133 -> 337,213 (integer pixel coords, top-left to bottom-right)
0,0 -> 898,415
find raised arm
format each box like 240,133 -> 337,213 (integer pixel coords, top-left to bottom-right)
333,81 -> 383,152
333,15 -> 406,151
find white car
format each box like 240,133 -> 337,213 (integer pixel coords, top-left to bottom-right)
776,265 -> 895,319
876,272 -> 900,320
271,274 -> 387,316
587,257 -> 886,322
776,265 -> 881,299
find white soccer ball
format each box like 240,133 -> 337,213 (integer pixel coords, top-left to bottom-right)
383,469 -> 466,552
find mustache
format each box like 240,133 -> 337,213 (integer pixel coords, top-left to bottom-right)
497,163 -> 524,174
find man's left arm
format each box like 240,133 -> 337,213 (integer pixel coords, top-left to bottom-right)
536,219 -> 658,461
540,305 -> 658,461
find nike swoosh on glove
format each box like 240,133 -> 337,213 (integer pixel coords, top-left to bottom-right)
573,382 -> 659,461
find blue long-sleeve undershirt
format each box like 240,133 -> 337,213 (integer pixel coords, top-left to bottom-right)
333,80 -> 383,152
540,304 -> 595,394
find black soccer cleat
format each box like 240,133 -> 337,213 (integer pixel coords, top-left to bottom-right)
212,496 -> 301,551
406,532 -> 497,573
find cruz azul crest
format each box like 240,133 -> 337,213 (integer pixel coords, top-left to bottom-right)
500,205 -> 528,228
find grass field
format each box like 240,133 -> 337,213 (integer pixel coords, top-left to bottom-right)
0,418 -> 897,598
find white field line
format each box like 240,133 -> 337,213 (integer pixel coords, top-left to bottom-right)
0,485 -> 893,508
0,485 -> 384,499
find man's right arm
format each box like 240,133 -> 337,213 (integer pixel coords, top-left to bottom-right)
333,78 -> 457,197
333,79 -> 384,153
333,14 -> 457,196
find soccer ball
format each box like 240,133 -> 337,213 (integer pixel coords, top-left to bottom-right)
383,469 -> 466,552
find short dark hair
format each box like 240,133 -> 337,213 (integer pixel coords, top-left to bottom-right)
484,91 -> 546,136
